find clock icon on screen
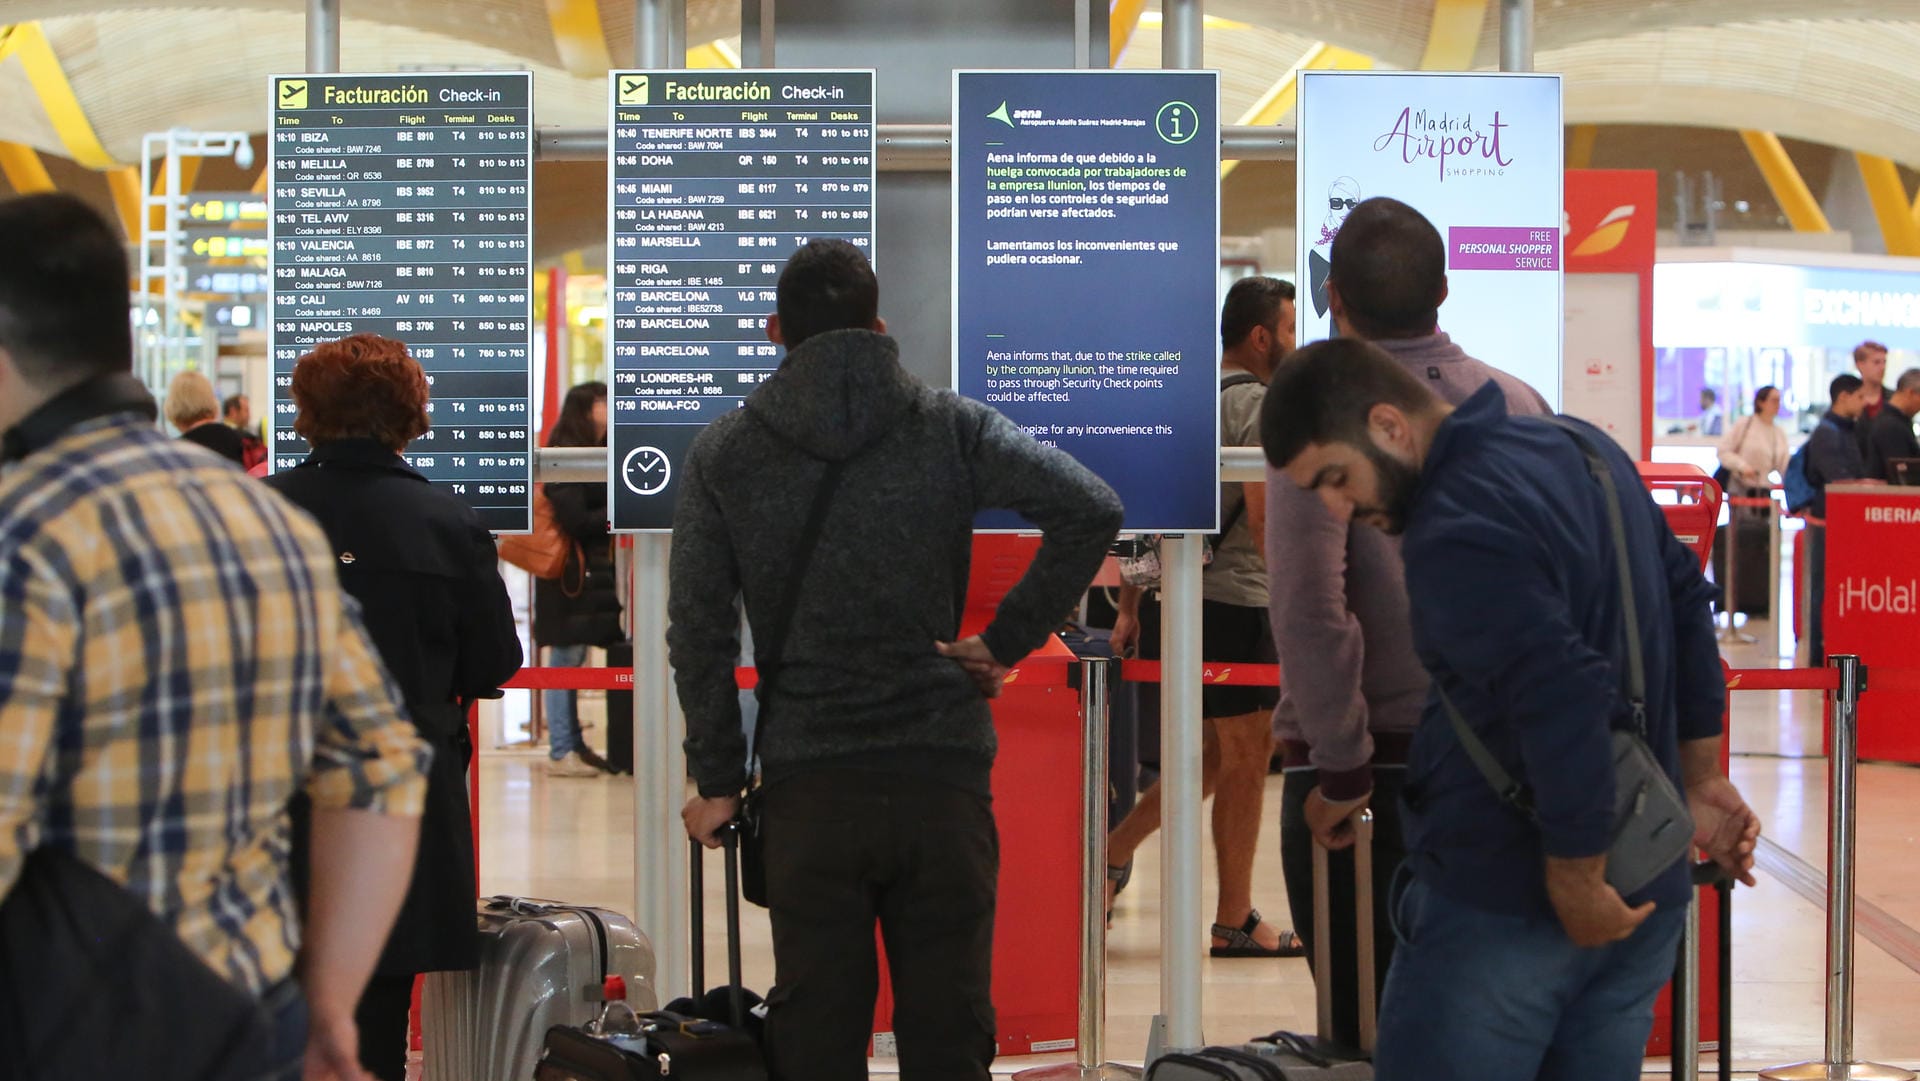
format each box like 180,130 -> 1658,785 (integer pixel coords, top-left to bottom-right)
621,446 -> 672,496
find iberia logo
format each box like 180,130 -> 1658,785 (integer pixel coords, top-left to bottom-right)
1003,669 -> 1021,685
1566,204 -> 1637,257
1207,667 -> 1232,684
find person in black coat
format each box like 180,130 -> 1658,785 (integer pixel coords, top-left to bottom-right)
265,333 -> 522,1081
166,368 -> 247,465
534,382 -> 626,777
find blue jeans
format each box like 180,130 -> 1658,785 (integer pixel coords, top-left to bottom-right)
1373,873 -> 1686,1081
544,643 -> 589,759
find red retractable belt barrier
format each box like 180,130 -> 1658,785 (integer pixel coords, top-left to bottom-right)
502,663 -> 1896,695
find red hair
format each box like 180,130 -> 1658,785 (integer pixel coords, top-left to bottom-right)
290,333 -> 431,450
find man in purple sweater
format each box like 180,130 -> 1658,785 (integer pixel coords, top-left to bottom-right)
1265,196 -> 1549,1045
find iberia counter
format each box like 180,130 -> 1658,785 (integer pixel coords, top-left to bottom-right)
1823,484 -> 1920,763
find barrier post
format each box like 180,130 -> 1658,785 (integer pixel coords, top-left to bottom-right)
1720,506 -> 1756,644
1760,655 -> 1915,1081
1016,658 -> 1141,1080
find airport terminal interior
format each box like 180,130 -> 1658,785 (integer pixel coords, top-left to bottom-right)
9,0 -> 1920,1078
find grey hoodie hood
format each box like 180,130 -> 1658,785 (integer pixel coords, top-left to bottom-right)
745,329 -> 917,463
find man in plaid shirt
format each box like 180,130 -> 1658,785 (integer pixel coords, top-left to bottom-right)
0,194 -> 431,1078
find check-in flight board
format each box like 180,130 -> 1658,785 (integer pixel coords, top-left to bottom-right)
268,72 -> 535,533
606,69 -> 875,532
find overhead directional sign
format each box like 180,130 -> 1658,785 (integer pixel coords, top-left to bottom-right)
953,70 -> 1221,532
606,69 -> 876,532
268,71 -> 536,533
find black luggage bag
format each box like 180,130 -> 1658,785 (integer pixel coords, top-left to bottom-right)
536,826 -> 767,1080
1145,811 -> 1378,1080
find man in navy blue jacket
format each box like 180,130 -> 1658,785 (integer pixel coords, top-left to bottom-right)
1262,339 -> 1760,1081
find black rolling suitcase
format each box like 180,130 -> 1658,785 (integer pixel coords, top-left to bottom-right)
536,826 -> 767,1080
1146,813 -> 1377,1080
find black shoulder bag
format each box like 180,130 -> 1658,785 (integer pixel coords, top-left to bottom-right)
1437,418 -> 1694,896
0,848 -> 277,1080
736,457 -> 847,907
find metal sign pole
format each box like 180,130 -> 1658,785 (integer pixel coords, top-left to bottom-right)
1148,0 -> 1207,1061
307,0 -> 340,73
1150,535 -> 1206,1057
1760,656 -> 1913,1081
1499,0 -> 1534,73
631,534 -> 689,1001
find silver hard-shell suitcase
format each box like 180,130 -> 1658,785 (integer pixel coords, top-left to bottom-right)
422,896 -> 658,1081
1147,810 -> 1377,1081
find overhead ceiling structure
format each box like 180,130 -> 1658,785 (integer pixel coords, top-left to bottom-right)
2,0 -> 1918,253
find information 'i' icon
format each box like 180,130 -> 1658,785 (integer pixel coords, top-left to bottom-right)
1155,100 -> 1197,145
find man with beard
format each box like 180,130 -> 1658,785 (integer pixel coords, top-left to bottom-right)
1265,194 -> 1552,1047
1262,340 -> 1759,1080
1107,276 -> 1303,958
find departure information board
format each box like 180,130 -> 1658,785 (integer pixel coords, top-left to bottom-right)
268,71 -> 535,533
606,69 -> 875,532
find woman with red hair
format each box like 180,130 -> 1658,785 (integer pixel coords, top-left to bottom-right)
265,333 -> 522,1081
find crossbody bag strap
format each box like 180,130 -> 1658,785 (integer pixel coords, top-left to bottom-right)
746,458 -> 848,768
1546,417 -> 1647,730
1440,417 -> 1647,814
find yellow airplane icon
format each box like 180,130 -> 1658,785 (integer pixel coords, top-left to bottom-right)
617,74 -> 649,106
279,80 -> 308,109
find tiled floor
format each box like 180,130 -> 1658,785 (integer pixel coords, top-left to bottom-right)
474,615 -> 1920,1078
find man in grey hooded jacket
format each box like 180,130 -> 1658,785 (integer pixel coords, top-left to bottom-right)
671,240 -> 1122,1081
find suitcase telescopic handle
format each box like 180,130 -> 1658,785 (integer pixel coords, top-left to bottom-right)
686,823 -> 748,1029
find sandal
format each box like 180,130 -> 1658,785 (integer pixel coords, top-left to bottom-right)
1209,909 -> 1306,958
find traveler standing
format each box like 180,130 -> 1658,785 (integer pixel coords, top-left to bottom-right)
1697,387 -> 1724,436
1265,195 -> 1552,1045
265,333 -> 523,1081
1263,339 -> 1760,1081
167,368 -> 248,465
1853,339 -> 1892,430
536,382 -> 622,777
673,240 -> 1121,1081
0,193 -> 430,1080
1717,385 -> 1790,502
1862,369 -> 1920,482
1805,373 -> 1873,664
225,392 -> 270,472
1106,275 -> 1302,958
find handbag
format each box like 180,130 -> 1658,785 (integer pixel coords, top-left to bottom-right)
498,485 -> 579,582
1438,418 -> 1693,897
1708,416 -> 1752,493
738,457 -> 848,907
0,847 -> 277,1080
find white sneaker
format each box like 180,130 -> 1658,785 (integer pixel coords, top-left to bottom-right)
546,752 -> 602,778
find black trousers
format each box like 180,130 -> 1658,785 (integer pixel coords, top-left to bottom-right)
761,770 -> 999,1081
1279,768 -> 1406,1050
355,971 -> 416,1081
1808,523 -> 1828,665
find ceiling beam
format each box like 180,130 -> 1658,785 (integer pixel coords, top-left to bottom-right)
1739,131 -> 1830,233
1856,152 -> 1920,257
1567,123 -> 1598,170
1110,0 -> 1149,67
1221,43 -> 1371,178
106,166 -> 142,241
1417,0 -> 1492,71
0,23 -> 120,169
541,0 -> 614,78
0,142 -> 54,193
